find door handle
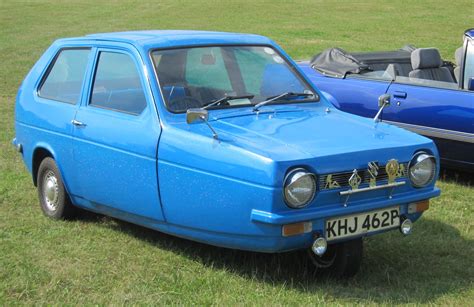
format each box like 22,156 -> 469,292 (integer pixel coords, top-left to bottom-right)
393,91 -> 407,99
71,119 -> 86,127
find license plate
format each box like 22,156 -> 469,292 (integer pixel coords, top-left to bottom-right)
325,206 -> 400,241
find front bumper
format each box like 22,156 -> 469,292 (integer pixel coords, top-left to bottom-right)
248,187 -> 440,252
251,187 -> 440,225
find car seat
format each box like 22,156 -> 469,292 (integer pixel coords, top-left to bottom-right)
408,48 -> 455,83
385,63 -> 404,79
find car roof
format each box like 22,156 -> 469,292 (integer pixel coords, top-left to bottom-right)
59,30 -> 274,50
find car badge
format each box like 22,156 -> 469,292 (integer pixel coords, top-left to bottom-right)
397,163 -> 406,178
368,161 -> 379,187
386,159 -> 400,183
348,169 -> 361,190
324,174 -> 340,189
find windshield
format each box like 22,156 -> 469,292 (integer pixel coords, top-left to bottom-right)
151,45 -> 317,113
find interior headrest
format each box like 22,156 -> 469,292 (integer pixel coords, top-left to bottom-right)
455,47 -> 463,65
385,63 -> 402,79
411,48 -> 443,70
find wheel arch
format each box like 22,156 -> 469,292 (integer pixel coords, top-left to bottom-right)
32,145 -> 56,187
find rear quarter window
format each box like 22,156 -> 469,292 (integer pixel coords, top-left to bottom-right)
38,48 -> 90,104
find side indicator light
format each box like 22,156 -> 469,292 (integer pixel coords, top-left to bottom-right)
408,199 -> 430,214
282,221 -> 312,237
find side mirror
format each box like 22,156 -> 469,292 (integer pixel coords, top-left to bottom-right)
378,94 -> 391,107
186,108 -> 218,139
468,77 -> 474,91
186,108 -> 208,124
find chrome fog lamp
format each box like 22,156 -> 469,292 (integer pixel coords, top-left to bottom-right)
400,218 -> 413,235
312,237 -> 327,256
408,152 -> 436,188
283,168 -> 316,209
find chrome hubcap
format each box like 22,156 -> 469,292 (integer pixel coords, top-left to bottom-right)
43,171 -> 59,211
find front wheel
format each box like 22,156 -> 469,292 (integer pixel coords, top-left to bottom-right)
37,157 -> 75,219
308,238 -> 363,278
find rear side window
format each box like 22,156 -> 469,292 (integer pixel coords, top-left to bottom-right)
39,49 -> 90,104
90,52 -> 147,115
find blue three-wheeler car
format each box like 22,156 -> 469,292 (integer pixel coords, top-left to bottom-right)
13,31 -> 440,277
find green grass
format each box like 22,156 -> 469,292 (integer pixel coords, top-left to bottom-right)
1,0 -> 473,305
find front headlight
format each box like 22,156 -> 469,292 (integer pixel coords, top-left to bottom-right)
284,168 -> 316,209
408,152 -> 436,188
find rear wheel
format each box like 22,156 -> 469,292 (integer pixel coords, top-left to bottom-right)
308,238 -> 363,278
37,157 -> 75,219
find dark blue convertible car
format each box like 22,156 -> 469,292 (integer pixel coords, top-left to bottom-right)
299,29 -> 474,171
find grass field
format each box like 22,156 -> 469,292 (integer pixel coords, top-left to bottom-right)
1,0 -> 473,305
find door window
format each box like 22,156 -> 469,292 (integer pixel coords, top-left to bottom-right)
394,76 -> 459,90
90,52 -> 147,115
39,49 -> 90,104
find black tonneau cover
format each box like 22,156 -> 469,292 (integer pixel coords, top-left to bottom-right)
310,46 -> 415,78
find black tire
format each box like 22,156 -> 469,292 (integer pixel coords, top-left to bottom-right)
309,238 -> 363,278
37,157 -> 75,219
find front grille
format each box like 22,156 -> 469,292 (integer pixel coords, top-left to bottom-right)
319,163 -> 408,191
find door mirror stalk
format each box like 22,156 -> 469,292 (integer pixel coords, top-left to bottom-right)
374,94 -> 391,122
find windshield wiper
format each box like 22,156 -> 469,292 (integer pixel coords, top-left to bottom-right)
252,92 -> 314,112
202,94 -> 254,110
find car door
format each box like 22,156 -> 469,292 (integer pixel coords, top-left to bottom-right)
71,47 -> 164,221
31,47 -> 92,191
302,68 -> 396,120
385,80 -> 474,167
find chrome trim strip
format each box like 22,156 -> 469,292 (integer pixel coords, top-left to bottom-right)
339,181 -> 406,196
319,163 -> 408,191
384,120 -> 474,144
250,187 -> 441,225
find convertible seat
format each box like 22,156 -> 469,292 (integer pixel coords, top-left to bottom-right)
385,63 -> 412,78
408,48 -> 455,83
385,63 -> 404,79
454,46 -> 463,83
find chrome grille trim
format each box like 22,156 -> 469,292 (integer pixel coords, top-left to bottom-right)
319,163 -> 408,191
